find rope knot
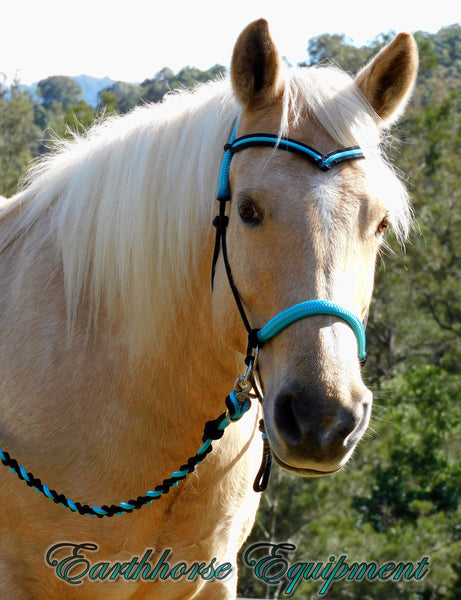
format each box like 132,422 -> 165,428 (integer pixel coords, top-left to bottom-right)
226,391 -> 251,422
212,215 -> 229,232
203,414 -> 227,441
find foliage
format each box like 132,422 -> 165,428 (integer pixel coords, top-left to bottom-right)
138,64 -> 225,105
302,31 -> 395,72
0,21 -> 460,600
36,75 -> 84,109
97,81 -> 144,114
353,365 -> 461,531
0,64 -> 223,185
0,76 -> 40,196
96,64 -> 226,111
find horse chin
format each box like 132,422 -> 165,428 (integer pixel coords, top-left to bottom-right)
270,449 -> 345,478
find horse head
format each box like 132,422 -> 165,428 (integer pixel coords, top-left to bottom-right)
212,19 -> 418,477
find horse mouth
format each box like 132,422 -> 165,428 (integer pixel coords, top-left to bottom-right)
270,448 -> 343,478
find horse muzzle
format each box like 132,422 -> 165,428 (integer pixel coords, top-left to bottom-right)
251,300 -> 370,476
263,380 -> 372,477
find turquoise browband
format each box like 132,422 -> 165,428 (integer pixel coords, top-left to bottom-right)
217,121 -> 365,200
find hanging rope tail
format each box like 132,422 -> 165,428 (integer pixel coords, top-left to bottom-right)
253,420 -> 272,492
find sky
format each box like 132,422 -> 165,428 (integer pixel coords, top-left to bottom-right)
1,0 -> 460,86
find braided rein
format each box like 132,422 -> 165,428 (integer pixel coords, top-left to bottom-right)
0,353 -> 268,518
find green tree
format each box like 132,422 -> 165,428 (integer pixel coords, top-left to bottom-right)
140,67 -> 175,103
97,90 -> 119,116
406,88 -> 461,368
0,77 -> 39,196
97,81 -> 143,114
305,33 -> 370,71
63,101 -> 96,135
36,75 -> 84,110
368,84 -> 461,377
354,366 -> 461,528
139,64 -> 226,104
302,32 -> 395,72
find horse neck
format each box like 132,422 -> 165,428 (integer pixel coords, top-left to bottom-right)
135,266 -> 241,399
3,85 -> 242,425
98,94 -> 243,417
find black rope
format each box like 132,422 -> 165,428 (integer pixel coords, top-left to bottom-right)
211,184 -> 272,495
212,198 -> 261,358
0,406 -> 243,518
253,420 -> 272,492
220,223 -> 254,337
211,197 -> 229,288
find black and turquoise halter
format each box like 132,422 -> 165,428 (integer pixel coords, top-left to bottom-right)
212,120 -> 367,363
0,120 -> 367,518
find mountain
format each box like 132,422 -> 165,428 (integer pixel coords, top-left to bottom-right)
23,75 -> 116,107
72,75 -> 116,106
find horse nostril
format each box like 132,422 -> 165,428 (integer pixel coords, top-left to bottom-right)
274,394 -> 302,446
318,409 -> 357,447
343,398 -> 372,448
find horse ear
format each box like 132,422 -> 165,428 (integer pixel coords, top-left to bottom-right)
231,19 -> 283,110
355,33 -> 418,127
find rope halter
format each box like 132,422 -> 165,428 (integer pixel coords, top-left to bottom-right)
212,119 -> 367,363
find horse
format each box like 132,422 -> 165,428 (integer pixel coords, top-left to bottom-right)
0,19 -> 417,600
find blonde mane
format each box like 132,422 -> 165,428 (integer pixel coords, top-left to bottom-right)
0,67 -> 411,341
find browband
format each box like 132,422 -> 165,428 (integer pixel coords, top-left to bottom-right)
227,134 -> 364,170
216,121 -> 364,201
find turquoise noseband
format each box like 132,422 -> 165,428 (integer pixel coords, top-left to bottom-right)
212,120 -> 367,364
258,300 -> 366,362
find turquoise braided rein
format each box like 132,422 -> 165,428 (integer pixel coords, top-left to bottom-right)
0,390 -> 251,518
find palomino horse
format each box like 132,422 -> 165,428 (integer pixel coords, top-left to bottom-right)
0,19 -> 417,600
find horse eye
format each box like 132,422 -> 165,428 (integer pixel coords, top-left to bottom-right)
238,199 -> 261,224
377,216 -> 389,234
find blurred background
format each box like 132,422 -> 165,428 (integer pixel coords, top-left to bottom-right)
1,3 -> 460,598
